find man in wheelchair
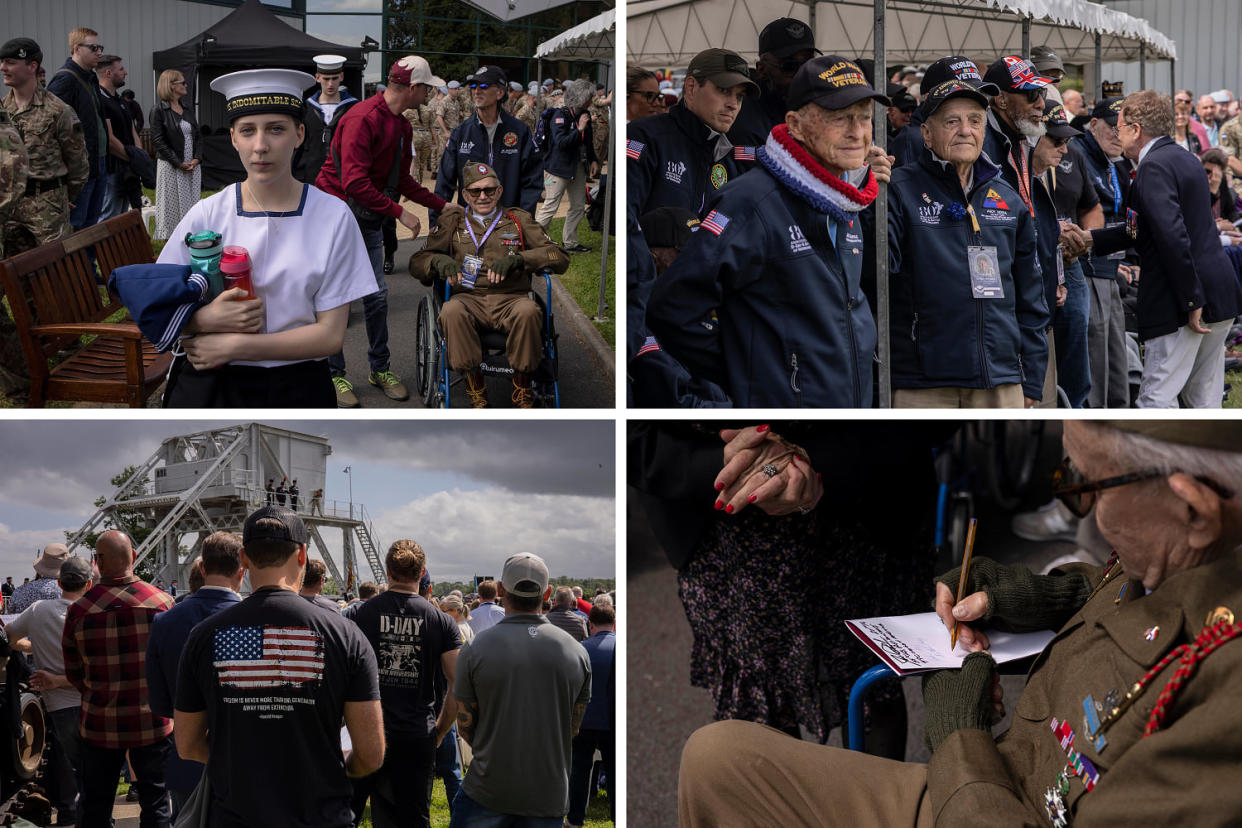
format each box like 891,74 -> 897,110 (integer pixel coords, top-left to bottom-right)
411,162 -> 569,407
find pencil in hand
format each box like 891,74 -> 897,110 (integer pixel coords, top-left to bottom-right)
950,518 -> 978,651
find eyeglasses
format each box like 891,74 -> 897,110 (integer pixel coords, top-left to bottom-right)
463,185 -> 499,197
79,43 -> 104,53
1051,456 -> 1234,518
1175,97 -> 1193,105
629,90 -> 661,104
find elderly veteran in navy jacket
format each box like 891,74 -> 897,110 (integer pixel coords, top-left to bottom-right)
646,56 -> 891,407
888,76 -> 1049,407
1076,90 -> 1242,408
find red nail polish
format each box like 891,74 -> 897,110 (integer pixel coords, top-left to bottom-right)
714,500 -> 723,511
747,494 -> 756,503
714,481 -> 725,491
756,424 -> 770,433
725,504 -> 734,514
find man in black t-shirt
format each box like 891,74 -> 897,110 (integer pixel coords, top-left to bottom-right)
350,539 -> 461,828
174,506 -> 383,828
95,54 -> 140,219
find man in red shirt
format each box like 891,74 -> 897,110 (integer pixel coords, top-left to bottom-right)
63,530 -> 175,827
318,54 -> 456,408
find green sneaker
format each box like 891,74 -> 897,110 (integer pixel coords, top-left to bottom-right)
369,369 -> 409,401
333,376 -> 360,408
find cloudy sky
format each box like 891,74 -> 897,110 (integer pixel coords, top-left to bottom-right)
0,419 -> 614,585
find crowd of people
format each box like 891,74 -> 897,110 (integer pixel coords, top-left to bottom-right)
0,26 -> 613,409
0,504 -> 616,827
627,19 -> 1242,408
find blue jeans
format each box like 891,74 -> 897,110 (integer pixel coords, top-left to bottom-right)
447,792 -> 563,828
46,706 -> 83,817
97,169 -> 129,222
566,729 -> 613,825
81,735 -> 172,828
70,158 -> 107,231
436,724 -> 463,812
328,226 -> 389,376
1053,259 -> 1091,407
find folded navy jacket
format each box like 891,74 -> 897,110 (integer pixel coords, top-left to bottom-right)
108,264 -> 210,352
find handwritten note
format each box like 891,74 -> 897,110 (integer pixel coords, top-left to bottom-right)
845,612 -> 1055,676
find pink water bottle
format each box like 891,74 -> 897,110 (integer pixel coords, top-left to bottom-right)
219,246 -> 255,299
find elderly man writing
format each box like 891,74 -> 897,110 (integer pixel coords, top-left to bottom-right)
887,67 -> 1049,407
645,55 -> 892,407
678,420 -> 1242,826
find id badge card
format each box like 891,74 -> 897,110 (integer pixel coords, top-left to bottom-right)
1056,244 -> 1066,285
461,254 -> 483,289
968,245 -> 1004,299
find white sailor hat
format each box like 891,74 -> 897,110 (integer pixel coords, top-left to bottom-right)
210,68 -> 316,122
313,54 -> 347,74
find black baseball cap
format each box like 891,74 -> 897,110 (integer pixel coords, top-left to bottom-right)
921,56 -> 999,98
787,55 -> 889,112
983,56 -> 1054,93
243,505 -> 307,544
758,18 -> 819,60
640,207 -> 700,250
0,38 -> 42,64
687,49 -> 759,97
919,79 -> 990,119
1043,102 -> 1082,138
887,83 -> 918,112
1030,46 -> 1065,77
466,65 -> 507,87
1090,97 -> 1124,124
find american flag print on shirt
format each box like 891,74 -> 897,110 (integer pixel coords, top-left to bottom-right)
701,210 -> 730,236
626,139 -> 645,160
214,626 -> 325,688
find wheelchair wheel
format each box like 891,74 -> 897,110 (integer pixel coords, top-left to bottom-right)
416,295 -> 442,408
7,692 -> 45,781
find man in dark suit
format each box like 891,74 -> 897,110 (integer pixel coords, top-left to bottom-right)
1076,89 -> 1242,407
145,531 -> 244,818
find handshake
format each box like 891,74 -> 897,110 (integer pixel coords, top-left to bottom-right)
1058,221 -> 1093,258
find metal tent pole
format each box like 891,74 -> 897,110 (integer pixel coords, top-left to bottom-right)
596,60 -> 614,320
1022,16 -> 1031,57
1139,42 -> 1146,88
1094,33 -> 1103,100
874,0 -> 889,408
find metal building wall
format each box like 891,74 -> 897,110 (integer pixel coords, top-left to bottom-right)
0,0 -> 302,122
1099,0 -> 1242,98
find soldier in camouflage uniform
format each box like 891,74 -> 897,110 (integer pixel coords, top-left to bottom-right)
514,92 -> 538,134
0,37 -> 89,256
402,104 -> 435,184
0,112 -> 30,258
589,87 -> 612,170
432,84 -> 464,179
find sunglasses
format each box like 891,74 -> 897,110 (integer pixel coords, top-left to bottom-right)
80,43 -> 104,53
1051,457 -> 1234,518
629,90 -> 661,104
468,82 -> 492,89
1050,136 -> 1071,148
1175,97 -> 1193,105
464,185 -> 499,197
1019,88 -> 1047,104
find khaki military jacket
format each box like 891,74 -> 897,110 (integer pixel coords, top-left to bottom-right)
0,115 -> 29,220
411,206 -> 568,296
1,87 -> 89,202
928,548 -> 1242,826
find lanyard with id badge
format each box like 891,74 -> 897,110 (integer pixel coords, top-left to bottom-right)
966,204 -> 1004,299
460,210 -> 503,289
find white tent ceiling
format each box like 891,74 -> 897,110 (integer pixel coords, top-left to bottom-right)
459,0 -> 582,23
627,0 -> 1176,69
536,9 -> 615,60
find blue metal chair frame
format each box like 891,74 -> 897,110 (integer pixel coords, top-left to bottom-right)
846,663 -> 897,751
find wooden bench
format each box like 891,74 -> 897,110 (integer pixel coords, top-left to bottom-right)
0,210 -> 172,407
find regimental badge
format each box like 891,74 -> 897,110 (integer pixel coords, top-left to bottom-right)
710,163 -> 727,189
503,131 -> 517,147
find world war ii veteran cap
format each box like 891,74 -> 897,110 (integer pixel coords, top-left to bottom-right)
243,505 -> 308,545
0,38 -> 42,64
1043,102 -> 1082,138
1090,97 -> 1124,124
501,552 -> 550,598
787,55 -> 890,112
687,49 -> 759,97
210,68 -> 316,123
920,56 -> 999,99
758,18 -> 819,60
462,161 -> 499,188
919,78 -> 990,118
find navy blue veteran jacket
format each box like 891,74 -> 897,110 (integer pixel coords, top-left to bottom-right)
1075,130 -> 1133,282
1090,136 -> 1242,341
544,106 -> 597,179
434,109 -> 541,221
627,102 -> 741,219
888,149 -> 1050,399
646,165 -> 876,407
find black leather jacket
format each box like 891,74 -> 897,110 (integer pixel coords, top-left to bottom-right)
149,100 -> 200,166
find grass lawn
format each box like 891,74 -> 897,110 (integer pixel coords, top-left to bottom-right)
546,216 -> 615,347
1226,370 -> 1242,407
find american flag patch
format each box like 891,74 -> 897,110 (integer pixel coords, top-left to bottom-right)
555,117 -> 564,124
733,146 -> 756,162
637,336 -> 661,356
626,139 -> 644,160
701,210 -> 730,236
214,626 -> 324,688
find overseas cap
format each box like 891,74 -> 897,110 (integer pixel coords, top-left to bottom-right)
687,48 -> 760,97
210,68 -> 315,123
758,17 -> 819,60
787,55 -> 889,112
501,552 -> 550,598
243,505 -> 308,545
389,55 -> 444,87
0,38 -> 42,64
313,54 -> 347,74
1090,97 -> 1124,124
983,56 -> 1054,93
1043,102 -> 1082,138
1099,421 -> 1242,454
462,161 -> 499,188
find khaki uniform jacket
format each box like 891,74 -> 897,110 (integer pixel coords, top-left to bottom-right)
411,207 -> 568,296
928,548 -> 1242,826
1,87 -> 89,201
0,115 -> 29,220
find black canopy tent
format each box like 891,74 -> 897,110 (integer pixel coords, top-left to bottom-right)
153,0 -> 367,187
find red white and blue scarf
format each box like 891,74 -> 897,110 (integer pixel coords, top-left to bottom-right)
757,124 -> 878,225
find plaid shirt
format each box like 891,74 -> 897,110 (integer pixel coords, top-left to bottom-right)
62,575 -> 174,748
